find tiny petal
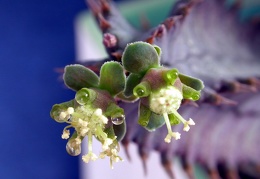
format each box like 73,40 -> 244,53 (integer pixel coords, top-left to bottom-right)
164,137 -> 171,143
106,138 -> 113,146
183,124 -> 190,132
82,153 -> 98,163
82,155 -> 90,163
172,132 -> 181,140
59,112 -> 67,119
111,149 -> 118,155
102,141 -> 111,150
78,118 -> 84,124
94,108 -> 102,117
82,121 -> 88,127
101,116 -> 108,124
158,97 -> 166,104
188,118 -> 195,125
91,153 -> 98,161
61,129 -> 70,139
67,107 -> 74,114
80,128 -> 89,136
99,152 -> 106,159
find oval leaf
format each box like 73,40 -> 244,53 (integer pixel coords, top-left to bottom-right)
122,41 -> 160,75
138,102 -> 152,127
63,64 -> 99,91
99,62 -> 126,96
145,112 -> 165,131
178,73 -> 204,91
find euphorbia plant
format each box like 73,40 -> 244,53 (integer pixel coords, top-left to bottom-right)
122,41 -> 203,142
50,41 -> 204,167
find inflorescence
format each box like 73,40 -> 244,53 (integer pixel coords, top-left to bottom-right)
50,41 -> 204,167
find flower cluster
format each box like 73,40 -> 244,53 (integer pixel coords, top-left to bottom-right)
50,41 -> 204,168
51,98 -> 123,167
150,86 -> 183,114
51,61 -> 126,168
122,41 -> 204,142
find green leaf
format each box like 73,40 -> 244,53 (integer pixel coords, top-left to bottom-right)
104,126 -> 116,140
168,113 -> 181,125
145,112 -> 165,131
124,73 -> 143,97
104,103 -> 124,119
122,41 -> 160,75
182,84 -> 201,101
99,62 -> 126,96
63,64 -> 99,91
153,45 -> 161,56
138,102 -> 152,127
113,121 -> 126,141
178,73 -> 204,91
163,68 -> 179,85
50,100 -> 75,123
116,92 -> 139,102
75,88 -> 97,105
133,81 -> 151,97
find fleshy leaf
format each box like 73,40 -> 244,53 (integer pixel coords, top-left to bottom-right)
138,102 -> 152,127
122,41 -> 160,75
99,62 -> 126,96
113,121 -> 126,141
75,88 -> 97,105
50,100 -> 75,123
103,125 -> 116,140
124,73 -> 143,97
163,68 -> 179,85
133,81 -> 151,97
178,73 -> 204,91
145,112 -> 165,131
182,84 -> 201,101
63,64 -> 99,91
105,103 -> 124,119
153,45 -> 162,56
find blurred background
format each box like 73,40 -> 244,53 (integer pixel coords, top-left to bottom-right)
0,0 -> 259,179
0,0 -> 86,178
0,0 -> 145,178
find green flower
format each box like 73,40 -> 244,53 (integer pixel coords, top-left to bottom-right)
50,62 -> 126,167
122,41 -> 204,143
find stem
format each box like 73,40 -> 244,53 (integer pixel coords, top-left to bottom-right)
171,109 -> 187,124
63,125 -> 73,130
163,112 -> 172,133
88,132 -> 93,153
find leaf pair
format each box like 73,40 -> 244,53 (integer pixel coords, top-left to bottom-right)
64,62 -> 126,97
